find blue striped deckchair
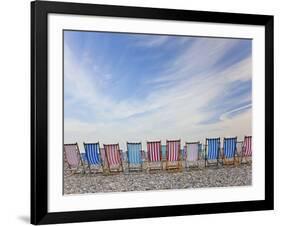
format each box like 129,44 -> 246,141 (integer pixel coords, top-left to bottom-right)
83,142 -> 104,174
222,137 -> 237,165
205,138 -> 220,167
127,142 -> 143,171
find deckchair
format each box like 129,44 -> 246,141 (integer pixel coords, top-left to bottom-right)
241,136 -> 252,163
83,142 -> 104,174
166,139 -> 182,171
103,143 -> 123,173
185,142 -> 200,168
205,138 -> 220,167
127,142 -> 143,171
147,141 -> 163,172
64,143 -> 85,176
222,137 -> 237,165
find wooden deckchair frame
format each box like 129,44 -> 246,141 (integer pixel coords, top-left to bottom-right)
166,139 -> 182,172
126,142 -> 143,172
222,137 -> 238,166
204,138 -> 221,167
64,143 -> 85,177
147,141 -> 163,173
241,136 -> 252,164
103,143 -> 124,174
83,142 -> 105,174
184,141 -> 200,169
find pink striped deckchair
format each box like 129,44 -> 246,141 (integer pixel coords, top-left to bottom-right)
166,139 -> 182,171
185,142 -> 200,168
64,143 -> 85,176
147,141 -> 162,172
103,144 -> 123,173
241,136 -> 252,163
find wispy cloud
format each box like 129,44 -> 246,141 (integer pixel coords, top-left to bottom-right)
64,31 -> 252,151
133,35 -> 171,47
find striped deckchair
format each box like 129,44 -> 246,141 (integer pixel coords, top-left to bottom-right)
185,142 -> 200,168
83,142 -> 104,174
64,143 -> 85,176
166,139 -> 182,171
241,136 -> 252,163
222,137 -> 237,165
127,142 -> 143,171
205,138 -> 220,167
103,143 -> 123,173
147,141 -> 162,172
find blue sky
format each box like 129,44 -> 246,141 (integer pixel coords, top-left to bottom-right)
64,31 -> 252,151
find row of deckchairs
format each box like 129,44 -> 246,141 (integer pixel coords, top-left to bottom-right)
64,136 -> 252,176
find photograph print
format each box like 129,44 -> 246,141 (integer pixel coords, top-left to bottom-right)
63,30 -> 252,195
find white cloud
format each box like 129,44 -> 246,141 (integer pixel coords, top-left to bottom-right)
64,37 -> 252,152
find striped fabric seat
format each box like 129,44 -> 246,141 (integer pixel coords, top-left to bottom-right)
186,142 -> 199,162
242,136 -> 252,157
104,144 -> 122,172
166,140 -> 180,162
64,144 -> 80,167
206,138 -> 220,160
127,142 -> 142,164
84,142 -> 101,165
64,143 -> 84,175
147,141 -> 161,162
166,140 -> 181,171
223,137 -> 237,159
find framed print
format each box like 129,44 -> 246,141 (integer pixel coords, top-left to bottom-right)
31,0 -> 274,224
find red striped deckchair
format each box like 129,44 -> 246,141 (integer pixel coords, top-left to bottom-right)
166,139 -> 182,171
147,141 -> 162,172
103,143 -> 123,173
64,143 -> 85,176
241,136 -> 252,163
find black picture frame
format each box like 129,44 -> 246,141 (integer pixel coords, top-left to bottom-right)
31,0 -> 274,224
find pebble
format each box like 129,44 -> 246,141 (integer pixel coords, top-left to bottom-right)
64,161 -> 252,194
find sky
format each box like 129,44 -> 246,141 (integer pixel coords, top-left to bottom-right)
64,30 -> 252,152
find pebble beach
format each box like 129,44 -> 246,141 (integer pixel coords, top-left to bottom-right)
64,161 -> 252,195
